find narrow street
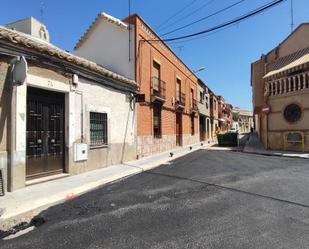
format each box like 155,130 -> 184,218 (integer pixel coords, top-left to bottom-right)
1,150 -> 309,249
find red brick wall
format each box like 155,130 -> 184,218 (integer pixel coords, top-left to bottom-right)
133,15 -> 199,138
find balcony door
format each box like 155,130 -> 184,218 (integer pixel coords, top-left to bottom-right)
152,61 -> 161,92
176,78 -> 181,100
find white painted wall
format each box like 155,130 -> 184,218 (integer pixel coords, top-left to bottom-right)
75,19 -> 135,80
26,73 -> 136,150
76,77 -> 136,146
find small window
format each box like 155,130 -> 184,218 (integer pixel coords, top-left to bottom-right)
199,91 -> 204,104
284,104 -> 302,123
90,112 -> 108,146
191,114 -> 195,135
153,103 -> 162,138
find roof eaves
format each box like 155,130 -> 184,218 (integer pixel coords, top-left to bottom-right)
0,26 -> 136,87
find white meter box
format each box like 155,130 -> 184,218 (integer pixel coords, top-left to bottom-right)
74,143 -> 88,162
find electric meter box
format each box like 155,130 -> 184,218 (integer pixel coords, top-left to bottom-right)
74,143 -> 88,162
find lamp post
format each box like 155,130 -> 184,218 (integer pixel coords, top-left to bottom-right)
193,67 -> 206,74
185,66 -> 206,109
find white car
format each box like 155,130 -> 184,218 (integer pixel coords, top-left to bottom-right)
230,128 -> 238,133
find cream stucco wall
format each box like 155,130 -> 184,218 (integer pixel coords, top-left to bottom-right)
278,24 -> 309,58
8,64 -> 136,191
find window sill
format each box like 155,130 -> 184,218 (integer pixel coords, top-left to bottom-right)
90,144 -> 109,150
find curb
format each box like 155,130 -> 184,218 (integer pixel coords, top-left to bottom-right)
0,168 -> 142,231
242,149 -> 309,160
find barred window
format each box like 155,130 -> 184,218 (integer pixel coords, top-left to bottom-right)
90,112 -> 108,146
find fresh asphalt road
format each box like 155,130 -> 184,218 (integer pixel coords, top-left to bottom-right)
2,150 -> 309,249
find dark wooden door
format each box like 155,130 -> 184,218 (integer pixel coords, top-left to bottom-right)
26,87 -> 65,180
176,112 -> 182,146
200,116 -> 206,141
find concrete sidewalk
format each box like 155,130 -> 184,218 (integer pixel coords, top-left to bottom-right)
243,132 -> 309,159
0,142 -> 212,230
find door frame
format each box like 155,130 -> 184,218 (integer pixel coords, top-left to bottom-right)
9,73 -> 71,190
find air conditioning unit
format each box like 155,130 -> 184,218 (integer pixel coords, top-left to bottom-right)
74,143 -> 88,162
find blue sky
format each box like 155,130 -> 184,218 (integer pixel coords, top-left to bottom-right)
1,0 -> 308,110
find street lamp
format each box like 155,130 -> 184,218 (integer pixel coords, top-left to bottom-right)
193,67 -> 206,74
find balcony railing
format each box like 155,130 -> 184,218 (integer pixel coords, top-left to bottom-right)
265,72 -> 309,97
191,99 -> 198,113
176,92 -> 186,108
151,77 -> 166,102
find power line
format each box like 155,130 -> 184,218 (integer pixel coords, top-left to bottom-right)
160,0 -> 245,37
161,0 -> 287,42
156,0 -> 200,30
166,25 -> 234,45
158,0 -> 216,32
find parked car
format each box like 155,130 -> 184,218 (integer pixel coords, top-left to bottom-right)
230,127 -> 238,133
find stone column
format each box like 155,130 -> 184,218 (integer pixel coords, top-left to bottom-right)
283,78 -> 287,93
279,79 -> 283,94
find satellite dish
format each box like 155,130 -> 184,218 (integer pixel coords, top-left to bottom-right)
12,56 -> 28,85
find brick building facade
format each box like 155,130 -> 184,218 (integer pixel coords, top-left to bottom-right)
125,15 -> 200,157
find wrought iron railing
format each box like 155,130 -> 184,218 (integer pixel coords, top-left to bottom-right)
151,77 -> 166,101
176,92 -> 186,107
191,99 -> 198,112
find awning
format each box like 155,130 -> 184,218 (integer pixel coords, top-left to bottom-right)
264,48 -> 309,79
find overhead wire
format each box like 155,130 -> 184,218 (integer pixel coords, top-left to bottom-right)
157,0 -> 216,32
156,0 -> 200,30
160,0 -> 246,37
160,0 -> 287,42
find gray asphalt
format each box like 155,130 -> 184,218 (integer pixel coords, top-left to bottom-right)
1,150 -> 309,249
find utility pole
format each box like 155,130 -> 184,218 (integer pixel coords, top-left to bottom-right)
290,0 -> 294,32
128,0 -> 131,62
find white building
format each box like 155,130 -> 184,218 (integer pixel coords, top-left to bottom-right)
0,17 -> 137,192
74,13 -> 135,80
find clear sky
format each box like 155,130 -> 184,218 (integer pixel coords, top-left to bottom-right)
1,0 -> 308,110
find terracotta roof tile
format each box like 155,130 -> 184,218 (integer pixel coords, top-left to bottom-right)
0,25 -> 136,87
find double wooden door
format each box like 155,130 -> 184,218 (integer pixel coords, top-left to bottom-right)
26,87 -> 65,180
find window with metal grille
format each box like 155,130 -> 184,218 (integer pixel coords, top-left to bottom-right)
90,112 -> 108,146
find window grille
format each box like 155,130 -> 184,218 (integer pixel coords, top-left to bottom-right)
90,112 -> 108,146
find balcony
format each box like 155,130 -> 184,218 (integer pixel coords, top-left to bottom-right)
265,72 -> 309,97
190,99 -> 198,113
151,77 -> 166,102
176,92 -> 186,109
